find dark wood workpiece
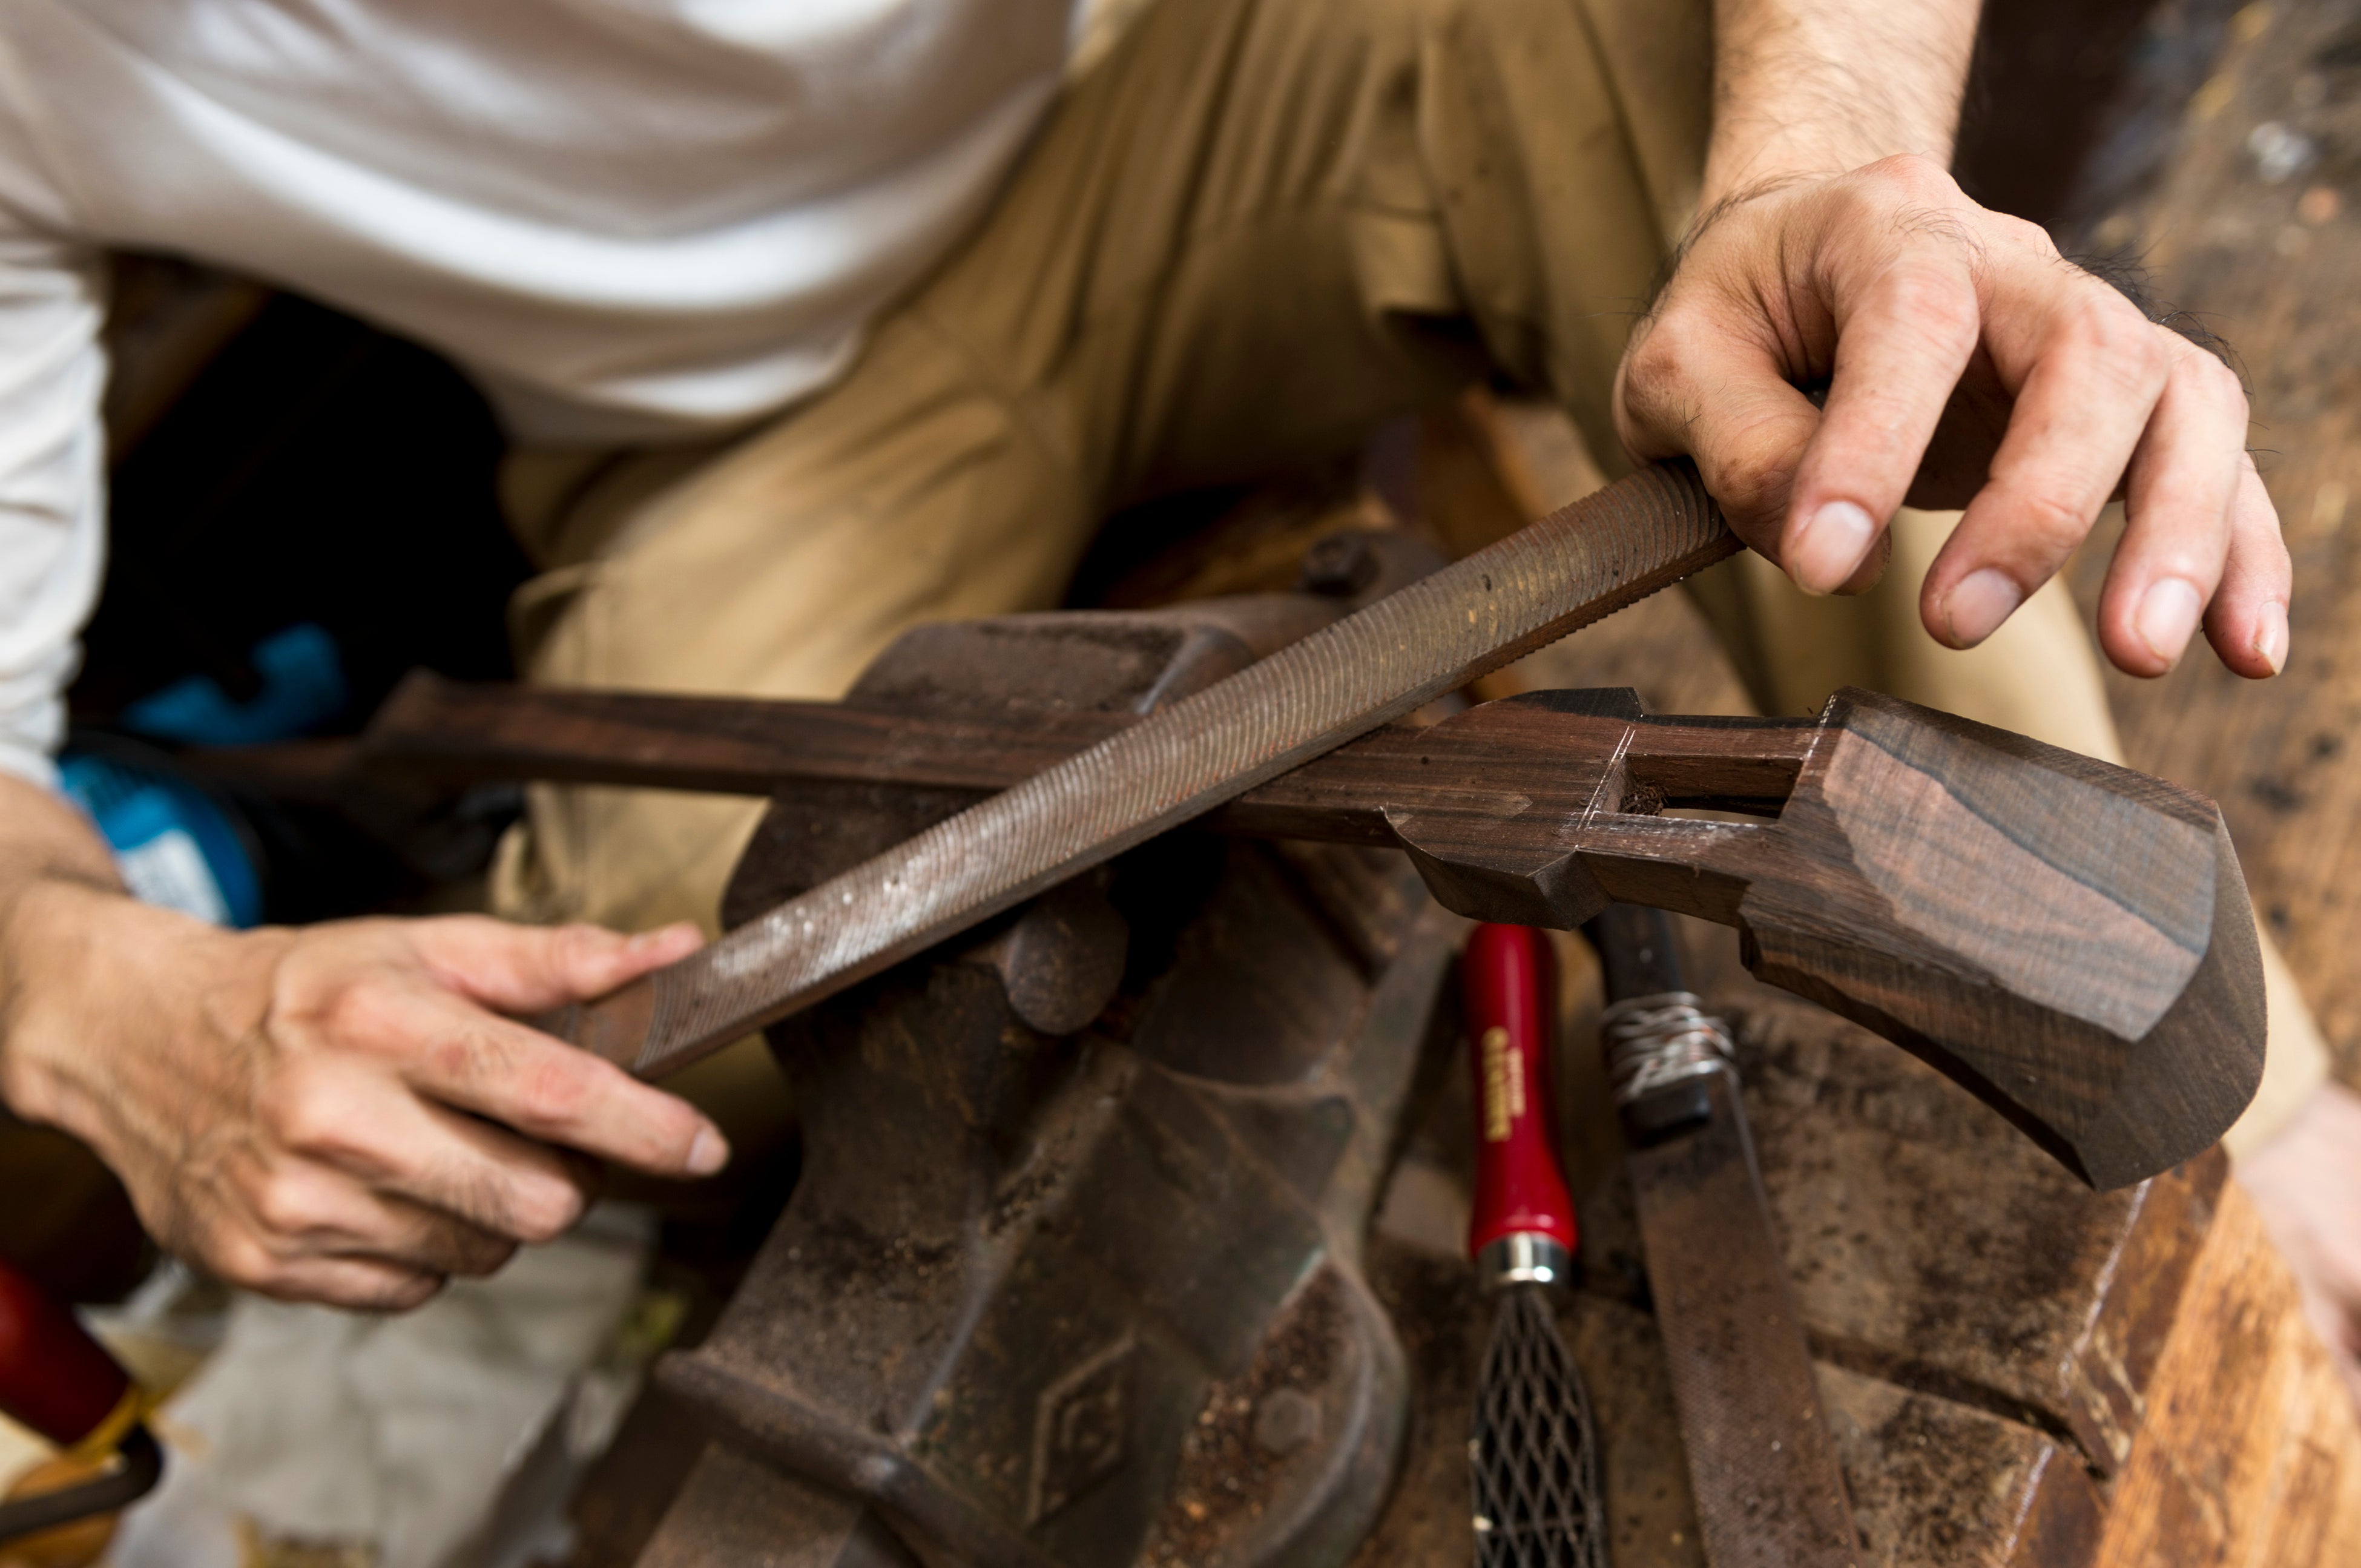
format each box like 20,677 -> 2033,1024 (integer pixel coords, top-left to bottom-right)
530,506 -> 2354,1567
364,665 -> 2264,1192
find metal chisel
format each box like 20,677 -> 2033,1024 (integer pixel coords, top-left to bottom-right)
1586,903 -> 1860,1568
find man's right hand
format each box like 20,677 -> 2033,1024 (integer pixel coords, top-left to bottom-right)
0,779 -> 727,1311
1613,156 -> 2289,680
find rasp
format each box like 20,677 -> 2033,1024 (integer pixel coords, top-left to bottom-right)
541,462 -> 1735,1077
1587,903 -> 1860,1568
1462,924 -> 1607,1568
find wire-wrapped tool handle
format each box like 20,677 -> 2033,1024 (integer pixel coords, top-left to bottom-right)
1585,904 -> 1862,1568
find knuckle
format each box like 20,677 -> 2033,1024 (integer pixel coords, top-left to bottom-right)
384,1274 -> 446,1312
1721,449 -> 1790,508
427,1022 -> 519,1087
1705,440 -> 1800,535
505,1179 -> 585,1245
208,1228 -> 282,1293
2010,487 -> 2096,555
309,973 -> 394,1047
1863,152 -> 1956,199
1624,314 -> 1694,384
261,1065 -> 352,1158
440,1153 -> 585,1244
249,1174 -> 325,1239
515,1056 -> 594,1128
451,1237 -> 520,1278
553,921 -> 617,966
2061,291 -> 2164,374
2198,350 -> 2250,408
1986,212 -> 2058,258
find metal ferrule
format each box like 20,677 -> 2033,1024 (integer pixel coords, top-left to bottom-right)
1477,1233 -> 1574,1291
1602,990 -> 1736,1106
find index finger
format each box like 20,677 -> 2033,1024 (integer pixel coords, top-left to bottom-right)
1781,233 -> 1982,593
407,915 -> 705,1015
378,981 -> 729,1177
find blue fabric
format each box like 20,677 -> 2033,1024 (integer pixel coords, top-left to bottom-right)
58,753 -> 263,927
122,622 -> 350,747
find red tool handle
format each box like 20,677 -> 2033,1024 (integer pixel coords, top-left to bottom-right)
1464,923 -> 1577,1260
0,1256 -> 132,1450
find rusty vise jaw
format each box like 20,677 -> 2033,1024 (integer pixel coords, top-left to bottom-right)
642,599 -> 1463,1568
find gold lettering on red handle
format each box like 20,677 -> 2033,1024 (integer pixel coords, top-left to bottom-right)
1481,1025 -> 1527,1142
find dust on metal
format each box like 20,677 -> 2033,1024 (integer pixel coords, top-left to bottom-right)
1628,1068 -> 1863,1568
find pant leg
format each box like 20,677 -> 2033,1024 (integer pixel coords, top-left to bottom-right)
493,0 -> 1703,937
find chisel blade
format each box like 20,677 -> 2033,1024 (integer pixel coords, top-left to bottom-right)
1590,903 -> 1859,1568
1628,1072 -> 1860,1568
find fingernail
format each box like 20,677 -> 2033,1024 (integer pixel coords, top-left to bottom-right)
2253,601 -> 2290,675
1941,569 -> 2024,647
1789,501 -> 1879,595
2134,578 -> 2204,668
687,1125 -> 730,1176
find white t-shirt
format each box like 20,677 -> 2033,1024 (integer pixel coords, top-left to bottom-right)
0,0 -> 1083,785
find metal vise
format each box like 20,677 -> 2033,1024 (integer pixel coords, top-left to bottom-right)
636,584 -> 1460,1567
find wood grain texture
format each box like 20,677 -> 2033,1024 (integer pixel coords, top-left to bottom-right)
1815,1365 -> 2103,1568
2088,1180 -> 2361,1567
1612,929 -> 2357,1566
601,558 -> 2351,1564
1361,502 -> 2348,1564
1380,528 -> 2355,1565
367,673 -> 2264,1188
1379,688 -> 2264,1190
2065,0 -> 2361,1088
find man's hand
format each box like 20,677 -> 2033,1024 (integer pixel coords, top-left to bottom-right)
1615,157 -> 2289,679
1,835 -> 727,1311
2240,1082 -> 2361,1405
1614,0 -> 2288,678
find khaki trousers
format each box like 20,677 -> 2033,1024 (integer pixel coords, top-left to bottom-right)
489,0 -> 2322,1148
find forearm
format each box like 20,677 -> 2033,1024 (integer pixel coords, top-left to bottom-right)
1704,0 -> 1981,203
0,772 -> 128,1109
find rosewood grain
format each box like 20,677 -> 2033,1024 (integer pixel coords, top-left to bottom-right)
363,677 -> 2265,1189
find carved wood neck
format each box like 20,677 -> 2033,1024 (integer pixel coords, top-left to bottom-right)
359,675 -> 2265,1188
